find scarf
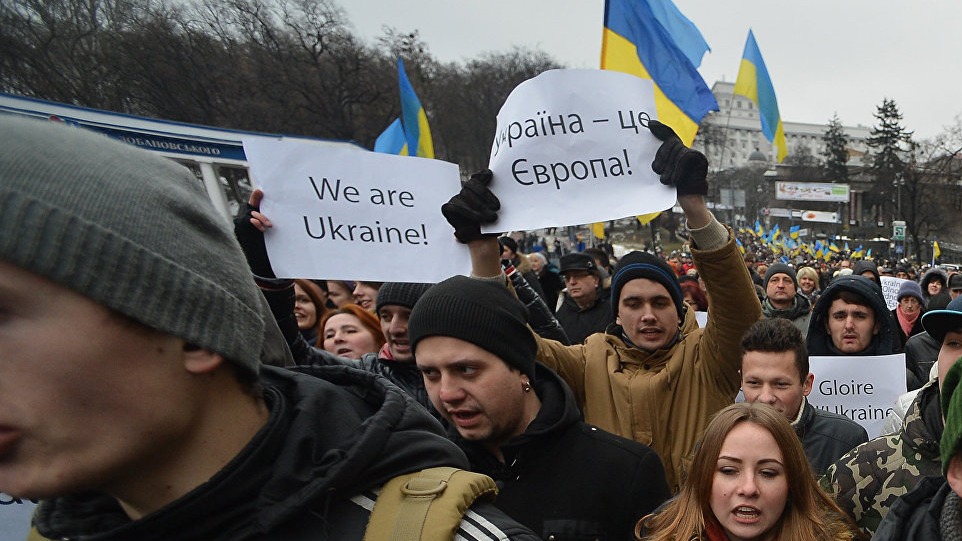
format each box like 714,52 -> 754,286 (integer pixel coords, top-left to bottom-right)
896,304 -> 921,338
940,489 -> 962,541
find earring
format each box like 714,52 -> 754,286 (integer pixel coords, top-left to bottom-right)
521,380 -> 532,393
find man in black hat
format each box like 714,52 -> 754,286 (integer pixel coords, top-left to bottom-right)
441,120 -> 761,491
409,276 -> 670,540
555,252 -> 614,344
949,273 -> 962,300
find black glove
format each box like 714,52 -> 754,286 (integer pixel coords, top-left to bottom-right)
649,120 -> 709,197
441,169 -> 501,243
232,201 -> 276,278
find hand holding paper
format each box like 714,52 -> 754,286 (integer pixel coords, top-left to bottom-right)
441,169 -> 501,244
649,120 -> 709,197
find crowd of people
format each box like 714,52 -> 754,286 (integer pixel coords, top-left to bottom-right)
4,114 -> 962,541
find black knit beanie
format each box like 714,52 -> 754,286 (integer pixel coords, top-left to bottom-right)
408,276 -> 536,379
375,282 -> 433,314
764,263 -> 798,290
610,251 -> 684,320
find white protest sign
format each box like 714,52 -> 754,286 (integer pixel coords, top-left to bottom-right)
243,139 -> 470,283
482,69 -> 676,233
808,354 -> 906,438
0,495 -> 35,541
881,276 -> 908,310
695,311 -> 709,328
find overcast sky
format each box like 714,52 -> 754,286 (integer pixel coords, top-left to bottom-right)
343,0 -> 962,140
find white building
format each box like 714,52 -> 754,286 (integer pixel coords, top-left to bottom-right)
693,81 -> 872,170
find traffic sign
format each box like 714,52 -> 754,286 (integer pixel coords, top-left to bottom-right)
893,221 -> 906,241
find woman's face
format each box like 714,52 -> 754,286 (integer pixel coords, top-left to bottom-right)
353,282 -> 379,312
323,313 -> 379,359
326,281 -> 352,308
709,422 -> 788,541
899,296 -> 921,315
929,281 -> 943,295
293,283 -> 318,331
798,275 -> 816,294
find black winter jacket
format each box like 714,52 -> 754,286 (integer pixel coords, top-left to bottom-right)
794,399 -> 868,476
871,476 -> 955,541
32,365 -> 538,541
452,363 -> 670,541
555,291 -> 614,345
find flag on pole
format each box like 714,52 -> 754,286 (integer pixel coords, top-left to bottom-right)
591,222 -> 606,239
374,118 -> 409,155
602,0 -> 718,145
397,58 -> 434,158
934,240 -> 942,265
733,30 -> 787,162
789,225 -> 800,239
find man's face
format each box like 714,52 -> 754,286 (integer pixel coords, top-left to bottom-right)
896,271 -> 910,280
379,305 -> 414,361
765,273 -> 796,308
500,245 -> 516,261
741,350 -> 813,420
563,271 -> 599,304
617,278 -> 681,351
416,336 -> 534,452
825,297 -> 880,353
839,260 -> 852,270
0,261 -> 196,500
929,281 -> 943,295
937,329 -> 962,387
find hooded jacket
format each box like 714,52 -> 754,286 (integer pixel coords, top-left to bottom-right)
762,292 -> 812,335
532,227 -> 761,491
921,268 -> 952,310
452,363 -> 670,541
31,365 -> 538,541
819,379 -> 943,536
807,275 -> 898,356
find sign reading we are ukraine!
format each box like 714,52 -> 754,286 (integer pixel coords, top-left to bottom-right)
483,69 -> 676,234
243,140 -> 470,283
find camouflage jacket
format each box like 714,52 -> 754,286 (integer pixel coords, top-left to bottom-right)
818,379 -> 943,537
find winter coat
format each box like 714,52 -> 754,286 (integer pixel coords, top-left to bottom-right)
31,365 -> 539,541
555,290 -> 614,345
532,230 -> 761,491
871,476 -> 957,541
890,306 -> 926,350
762,292 -> 812,335
807,275 -> 898,356
453,363 -> 670,541
793,399 -> 868,476
819,379 -> 944,536
536,264 -> 565,314
905,331 -> 941,390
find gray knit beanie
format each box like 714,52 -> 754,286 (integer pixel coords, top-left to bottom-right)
764,263 -> 798,290
0,116 -> 265,374
408,276 -> 536,379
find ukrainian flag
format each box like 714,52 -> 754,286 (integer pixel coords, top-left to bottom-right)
789,225 -> 800,239
602,0 -> 718,145
733,30 -> 787,162
646,0 -> 711,68
397,58 -> 434,158
374,118 -> 409,155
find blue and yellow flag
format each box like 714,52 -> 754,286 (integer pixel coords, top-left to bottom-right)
602,0 -> 718,145
733,30 -> 787,162
646,0 -> 711,68
754,219 -> 764,237
735,237 -> 745,254
789,225 -> 800,239
374,118 -> 409,155
397,58 -> 434,158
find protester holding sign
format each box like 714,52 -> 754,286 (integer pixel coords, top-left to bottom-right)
445,120 -> 761,491
819,295 -> 962,536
